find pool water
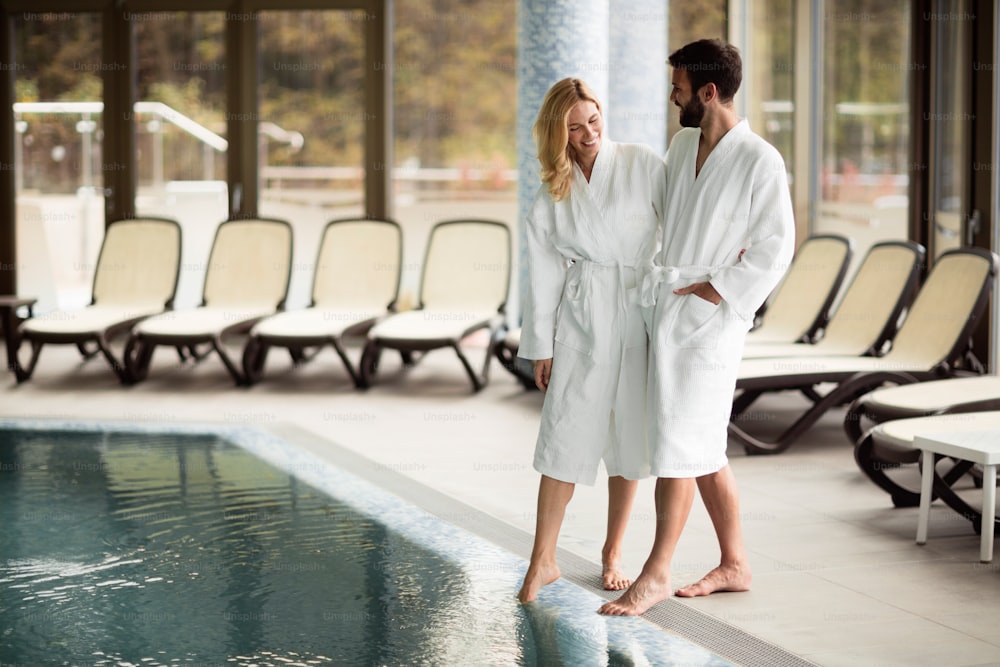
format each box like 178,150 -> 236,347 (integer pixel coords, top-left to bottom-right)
0,423 -> 732,667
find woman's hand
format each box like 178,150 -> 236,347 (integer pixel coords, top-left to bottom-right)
534,358 -> 553,392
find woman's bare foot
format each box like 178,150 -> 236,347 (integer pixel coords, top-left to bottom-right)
518,561 -> 561,603
602,561 -> 630,591
597,570 -> 671,616
675,563 -> 751,598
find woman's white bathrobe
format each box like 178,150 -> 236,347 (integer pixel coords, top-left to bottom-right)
642,120 -> 795,477
518,141 -> 665,485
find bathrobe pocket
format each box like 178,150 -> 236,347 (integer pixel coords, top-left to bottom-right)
667,294 -> 721,349
554,278 -> 593,355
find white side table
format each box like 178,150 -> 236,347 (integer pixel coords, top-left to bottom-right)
915,431 -> 1000,563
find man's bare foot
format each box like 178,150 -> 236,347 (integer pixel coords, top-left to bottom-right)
602,561 -> 630,591
518,561 -> 560,603
597,571 -> 671,616
675,564 -> 751,598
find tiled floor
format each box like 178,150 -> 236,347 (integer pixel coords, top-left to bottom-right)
3,339 -> 999,667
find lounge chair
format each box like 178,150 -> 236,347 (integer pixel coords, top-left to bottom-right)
744,234 -> 853,345
15,217 -> 182,383
852,410 -> 1000,535
741,240 -> 924,359
241,217 -> 402,387
729,247 -> 998,454
847,374 -> 1000,507
492,327 -> 538,390
359,219 -> 511,392
123,218 -> 293,385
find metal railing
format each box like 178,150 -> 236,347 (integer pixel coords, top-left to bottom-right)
13,101 -> 304,189
13,101 -> 515,195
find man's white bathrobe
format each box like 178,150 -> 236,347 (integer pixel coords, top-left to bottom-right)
519,141 -> 665,485
643,120 -> 795,477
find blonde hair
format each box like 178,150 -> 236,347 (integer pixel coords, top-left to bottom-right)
533,78 -> 602,201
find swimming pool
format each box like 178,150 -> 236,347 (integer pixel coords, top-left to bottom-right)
0,420 -> 734,666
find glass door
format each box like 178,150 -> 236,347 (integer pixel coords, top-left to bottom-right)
258,10 -> 366,310
814,1 -> 912,268
13,12 -> 103,313
132,11 -> 227,310
928,0 -> 973,259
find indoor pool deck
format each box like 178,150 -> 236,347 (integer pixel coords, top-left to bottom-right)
3,340 -> 1000,667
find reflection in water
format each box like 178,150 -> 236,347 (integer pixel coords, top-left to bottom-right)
0,429 -> 533,666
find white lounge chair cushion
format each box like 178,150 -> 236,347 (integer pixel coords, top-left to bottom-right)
872,410 -> 1000,449
745,235 -> 851,344
738,354 -> 930,381
815,243 -> 918,353
203,220 -> 291,306
252,308 -> 384,339
887,251 -> 992,362
862,376 -> 1000,412
369,309 -> 499,342
743,243 -> 920,359
740,249 -> 995,384
742,339 -> 864,359
312,220 -> 401,308
21,304 -> 164,336
420,222 -> 509,311
93,219 -> 181,305
134,305 -> 276,338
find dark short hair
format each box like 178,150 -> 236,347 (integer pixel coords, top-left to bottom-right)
668,39 -> 742,102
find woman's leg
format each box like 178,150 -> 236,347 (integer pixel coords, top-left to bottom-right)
518,474 -> 575,603
602,475 -> 638,590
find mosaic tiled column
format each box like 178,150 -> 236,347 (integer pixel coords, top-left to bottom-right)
516,0 -> 610,324
607,0 -> 668,151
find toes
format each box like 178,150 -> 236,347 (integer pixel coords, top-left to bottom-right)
675,582 -> 707,597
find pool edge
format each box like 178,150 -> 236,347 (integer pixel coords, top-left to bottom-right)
258,421 -> 817,667
0,416 -> 816,667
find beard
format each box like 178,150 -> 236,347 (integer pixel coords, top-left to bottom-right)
678,95 -> 705,128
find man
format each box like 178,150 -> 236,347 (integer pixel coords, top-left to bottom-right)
600,39 -> 795,616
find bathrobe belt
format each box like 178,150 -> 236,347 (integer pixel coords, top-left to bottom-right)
639,263 -> 719,308
568,259 -> 641,339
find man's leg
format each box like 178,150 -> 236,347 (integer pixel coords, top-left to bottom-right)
675,464 -> 752,597
602,475 -> 638,590
599,476 -> 695,615
518,474 -> 575,603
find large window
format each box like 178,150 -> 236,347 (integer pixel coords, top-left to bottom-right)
391,2 -> 516,309
665,1 -> 794,174
815,1 -> 911,265
13,12 -> 103,313
256,10 -> 366,309
746,0 -> 794,174
133,11 -> 227,309
928,1 -> 973,259
666,0 -> 727,144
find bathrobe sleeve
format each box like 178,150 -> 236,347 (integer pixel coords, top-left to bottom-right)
649,151 -> 667,257
710,147 -> 795,322
518,189 -> 567,360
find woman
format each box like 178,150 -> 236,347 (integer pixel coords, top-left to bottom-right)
517,78 -> 665,603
